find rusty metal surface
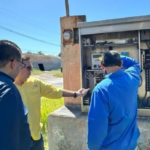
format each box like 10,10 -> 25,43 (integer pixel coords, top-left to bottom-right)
62,44 -> 81,105
60,16 -> 86,105
60,16 -> 86,45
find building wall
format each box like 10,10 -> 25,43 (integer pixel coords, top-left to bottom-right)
24,54 -> 61,71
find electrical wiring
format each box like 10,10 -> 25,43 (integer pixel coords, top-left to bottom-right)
146,41 -> 150,49
0,21 -> 59,39
139,76 -> 142,87
85,71 -> 94,79
0,25 -> 61,47
0,7 -> 60,34
22,49 -> 60,55
138,91 -> 147,108
85,68 -> 104,80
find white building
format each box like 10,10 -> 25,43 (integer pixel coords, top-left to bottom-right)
24,54 -> 61,71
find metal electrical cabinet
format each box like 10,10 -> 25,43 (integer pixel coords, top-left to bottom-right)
77,15 -> 150,112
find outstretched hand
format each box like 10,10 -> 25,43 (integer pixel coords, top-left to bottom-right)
76,88 -> 90,97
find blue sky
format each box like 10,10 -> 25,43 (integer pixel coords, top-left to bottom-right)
1,0 -> 150,56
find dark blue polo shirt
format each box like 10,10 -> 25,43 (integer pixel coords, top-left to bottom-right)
0,71 -> 30,150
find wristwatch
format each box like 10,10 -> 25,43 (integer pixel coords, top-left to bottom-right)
73,92 -> 77,98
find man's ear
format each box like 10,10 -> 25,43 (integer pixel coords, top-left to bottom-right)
10,59 -> 17,69
121,60 -> 123,67
100,62 -> 105,70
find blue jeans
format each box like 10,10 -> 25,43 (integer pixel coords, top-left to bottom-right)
31,134 -> 45,150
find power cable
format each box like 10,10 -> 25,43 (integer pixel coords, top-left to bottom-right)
0,12 -> 60,35
0,25 -> 61,47
22,48 -> 60,54
0,7 -> 60,33
0,21 -> 60,40
0,7 -> 60,34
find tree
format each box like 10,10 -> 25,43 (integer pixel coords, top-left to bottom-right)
37,51 -> 44,55
26,51 -> 32,54
58,52 -> 61,57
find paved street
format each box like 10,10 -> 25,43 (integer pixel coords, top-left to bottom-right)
42,78 -> 63,88
31,72 -> 63,88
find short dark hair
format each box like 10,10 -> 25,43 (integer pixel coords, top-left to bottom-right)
22,55 -> 30,61
101,50 -> 121,67
0,40 -> 22,68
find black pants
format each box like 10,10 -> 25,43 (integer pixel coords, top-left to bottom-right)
31,134 -> 45,150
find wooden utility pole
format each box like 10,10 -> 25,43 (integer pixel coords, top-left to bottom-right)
65,0 -> 70,16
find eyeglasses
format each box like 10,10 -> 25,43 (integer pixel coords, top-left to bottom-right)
22,66 -> 33,71
10,59 -> 26,69
17,60 -> 26,68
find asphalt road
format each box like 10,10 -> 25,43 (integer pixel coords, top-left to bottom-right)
31,72 -> 63,88
42,78 -> 63,88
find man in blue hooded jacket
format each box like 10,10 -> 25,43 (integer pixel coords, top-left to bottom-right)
87,50 -> 140,150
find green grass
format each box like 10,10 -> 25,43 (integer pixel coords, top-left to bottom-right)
50,69 -> 61,72
32,69 -> 44,75
53,72 -> 63,77
50,69 -> 63,77
31,69 -> 63,77
41,97 -> 64,150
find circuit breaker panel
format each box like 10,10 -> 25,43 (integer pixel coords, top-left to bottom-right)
79,30 -> 150,112
144,50 -> 150,91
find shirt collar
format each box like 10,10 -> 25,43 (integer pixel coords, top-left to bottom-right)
105,69 -> 124,79
0,71 -> 14,82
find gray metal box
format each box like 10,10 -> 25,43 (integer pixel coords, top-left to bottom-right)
141,30 -> 150,40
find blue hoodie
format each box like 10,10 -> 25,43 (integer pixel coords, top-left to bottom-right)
87,56 -> 140,150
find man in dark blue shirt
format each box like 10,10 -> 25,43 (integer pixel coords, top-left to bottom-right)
87,51 -> 140,150
0,40 -> 30,150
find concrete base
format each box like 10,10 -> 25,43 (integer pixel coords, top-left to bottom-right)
48,105 -> 87,150
137,116 -> 150,150
48,106 -> 150,150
